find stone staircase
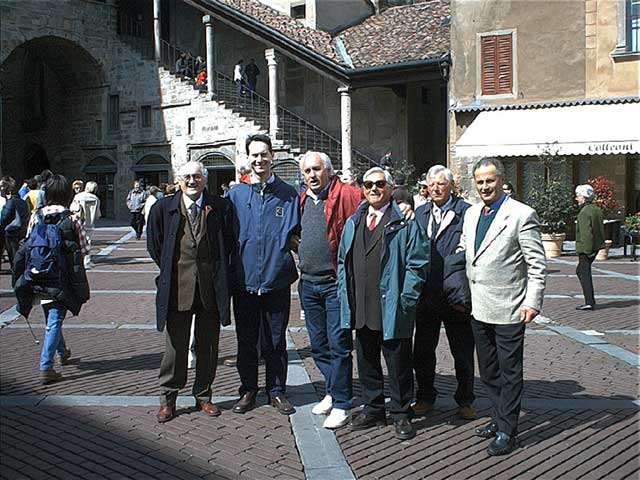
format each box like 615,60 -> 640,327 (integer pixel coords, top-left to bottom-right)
117,23 -> 377,172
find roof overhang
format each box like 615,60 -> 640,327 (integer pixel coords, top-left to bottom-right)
185,0 -> 447,88
454,103 -> 640,158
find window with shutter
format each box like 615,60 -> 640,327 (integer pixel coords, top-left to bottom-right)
480,33 -> 514,96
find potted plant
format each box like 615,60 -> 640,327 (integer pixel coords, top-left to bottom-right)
527,148 -> 577,258
587,175 -> 621,260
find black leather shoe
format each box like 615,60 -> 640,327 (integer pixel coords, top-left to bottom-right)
270,395 -> 295,415
394,418 -> 415,440
232,391 -> 257,414
349,413 -> 387,431
487,432 -> 517,456
157,404 -> 176,423
575,304 -> 595,311
475,422 -> 499,438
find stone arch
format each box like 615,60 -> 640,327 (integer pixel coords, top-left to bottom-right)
200,151 -> 236,196
134,153 -> 171,188
1,36 -> 105,179
273,159 -> 302,188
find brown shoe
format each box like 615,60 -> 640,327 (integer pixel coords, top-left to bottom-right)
196,401 -> 221,417
223,358 -> 237,367
412,400 -> 433,416
157,404 -> 176,423
39,369 -> 62,385
59,348 -> 72,365
458,405 -> 477,420
232,391 -> 257,414
270,395 -> 295,415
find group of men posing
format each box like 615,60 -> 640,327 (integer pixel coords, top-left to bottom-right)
146,133 -> 546,457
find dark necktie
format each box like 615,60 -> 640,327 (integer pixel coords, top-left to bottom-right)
188,203 -> 199,234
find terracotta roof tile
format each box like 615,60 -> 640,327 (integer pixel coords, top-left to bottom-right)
338,0 -> 450,67
217,0 -> 342,63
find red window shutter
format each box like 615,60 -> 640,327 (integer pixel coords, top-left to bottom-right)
480,33 -> 513,95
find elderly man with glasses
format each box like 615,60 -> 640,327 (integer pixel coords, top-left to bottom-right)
147,161 -> 234,423
337,167 -> 428,440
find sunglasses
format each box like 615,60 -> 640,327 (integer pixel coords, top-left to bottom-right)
363,180 -> 387,190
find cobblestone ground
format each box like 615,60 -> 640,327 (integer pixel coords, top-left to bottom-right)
1,229 -> 638,479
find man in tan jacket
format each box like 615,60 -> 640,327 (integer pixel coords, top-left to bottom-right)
461,158 -> 546,456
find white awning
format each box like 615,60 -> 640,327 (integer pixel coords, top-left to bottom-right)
453,102 -> 640,158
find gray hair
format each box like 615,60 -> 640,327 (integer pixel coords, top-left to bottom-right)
177,161 -> 208,180
363,167 -> 394,187
426,164 -> 454,183
299,151 -> 334,175
575,184 -> 595,201
85,181 -> 99,194
472,157 -> 506,179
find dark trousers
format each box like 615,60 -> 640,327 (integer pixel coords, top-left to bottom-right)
158,295 -> 221,406
4,235 -> 21,285
471,319 -> 525,436
299,279 -> 353,409
356,326 -> 413,421
130,211 -> 144,239
234,288 -> 290,398
414,302 -> 475,406
576,254 -> 596,306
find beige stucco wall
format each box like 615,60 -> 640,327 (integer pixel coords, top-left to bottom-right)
450,0 -> 586,108
585,0 -> 640,97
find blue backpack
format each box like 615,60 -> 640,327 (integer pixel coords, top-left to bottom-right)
23,211 -> 71,287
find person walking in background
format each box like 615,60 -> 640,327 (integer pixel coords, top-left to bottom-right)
338,167 -> 428,441
73,181 -> 101,269
226,134 -> 300,416
574,184 -> 605,311
462,158 -> 546,456
0,176 -> 29,284
35,169 -> 53,209
391,174 -> 414,209
14,174 -> 90,385
297,151 -> 363,429
413,165 -> 476,421
126,180 -> 148,240
413,175 -> 429,209
234,59 -> 246,96
143,186 -> 161,224
244,58 -> 260,92
146,161 -> 234,423
24,177 -> 41,215
502,182 -> 517,200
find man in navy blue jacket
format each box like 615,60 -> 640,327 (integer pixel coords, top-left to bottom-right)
413,165 -> 476,420
226,134 -> 300,416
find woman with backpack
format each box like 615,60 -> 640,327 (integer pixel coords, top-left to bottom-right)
13,175 -> 91,385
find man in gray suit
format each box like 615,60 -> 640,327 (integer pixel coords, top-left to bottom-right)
462,158 -> 546,456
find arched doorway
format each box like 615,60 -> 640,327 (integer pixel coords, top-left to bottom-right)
272,159 -> 302,189
134,154 -> 170,187
200,153 -> 235,196
1,36 -> 104,178
24,144 -> 51,178
84,156 -> 117,219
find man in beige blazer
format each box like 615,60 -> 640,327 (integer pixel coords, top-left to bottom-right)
461,158 -> 546,456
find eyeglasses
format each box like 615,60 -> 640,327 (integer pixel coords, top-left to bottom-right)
363,180 -> 387,190
181,174 -> 204,181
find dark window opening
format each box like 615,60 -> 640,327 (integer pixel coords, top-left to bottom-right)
630,0 -> 640,52
140,105 -> 152,128
291,4 -> 306,20
108,95 -> 120,131
188,117 -> 195,135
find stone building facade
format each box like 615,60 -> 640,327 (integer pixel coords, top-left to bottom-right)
449,0 -> 639,217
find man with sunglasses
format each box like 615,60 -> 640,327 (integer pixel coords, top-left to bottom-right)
337,167 -> 429,440
147,161 -> 234,423
226,134 -> 300,416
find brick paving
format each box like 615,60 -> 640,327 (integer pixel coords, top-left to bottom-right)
1,229 -> 638,479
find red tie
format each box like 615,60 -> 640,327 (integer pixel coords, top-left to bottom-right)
368,213 -> 377,231
483,206 -> 491,216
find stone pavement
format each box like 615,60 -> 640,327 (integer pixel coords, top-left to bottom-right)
1,228 -> 638,479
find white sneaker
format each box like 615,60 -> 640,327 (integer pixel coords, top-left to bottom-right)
312,395 -> 332,415
323,408 -> 349,429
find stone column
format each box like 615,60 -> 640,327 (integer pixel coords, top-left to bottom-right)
153,0 -> 161,61
338,86 -> 352,175
265,48 -> 279,140
202,15 -> 214,97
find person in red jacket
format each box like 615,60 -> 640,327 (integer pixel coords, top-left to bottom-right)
296,151 -> 363,429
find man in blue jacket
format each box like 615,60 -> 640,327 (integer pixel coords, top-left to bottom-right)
337,167 -> 429,440
413,165 -> 476,420
226,134 -> 300,416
